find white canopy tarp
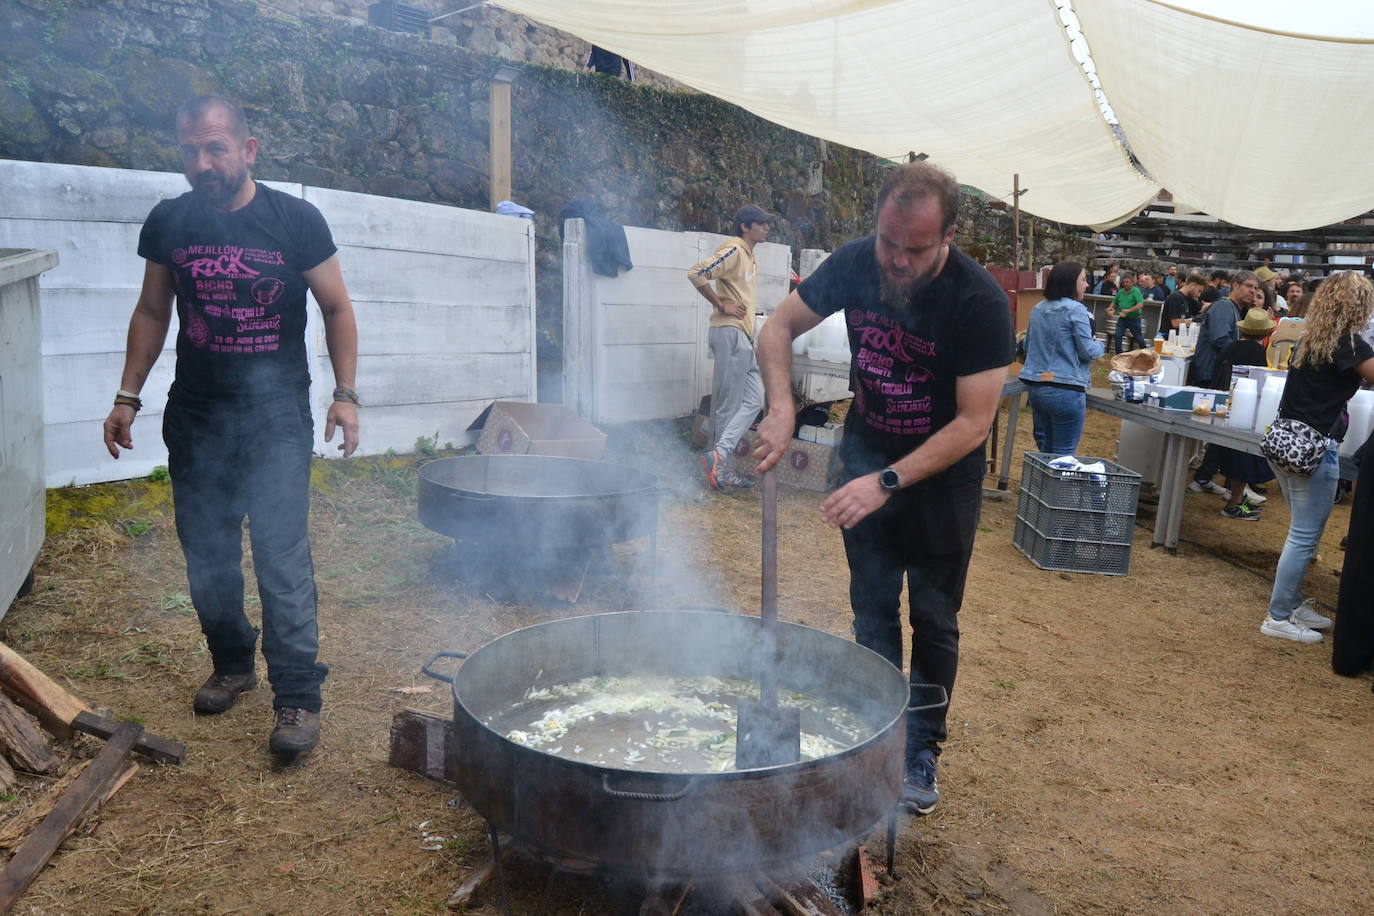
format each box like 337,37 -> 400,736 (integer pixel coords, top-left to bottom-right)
494,0 -> 1374,230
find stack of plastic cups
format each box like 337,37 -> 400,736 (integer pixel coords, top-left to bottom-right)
1228,378 -> 1259,431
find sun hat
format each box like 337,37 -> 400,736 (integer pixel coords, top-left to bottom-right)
1237,308 -> 1277,334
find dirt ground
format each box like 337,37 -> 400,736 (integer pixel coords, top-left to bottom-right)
5,394 -> 1373,915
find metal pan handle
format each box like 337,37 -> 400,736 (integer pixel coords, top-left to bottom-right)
601,774 -> 696,802
420,651 -> 470,684
907,683 -> 949,713
448,490 -> 498,502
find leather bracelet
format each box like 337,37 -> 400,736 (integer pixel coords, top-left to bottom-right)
114,394 -> 142,411
333,386 -> 360,406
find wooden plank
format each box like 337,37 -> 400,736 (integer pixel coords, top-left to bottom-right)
41,353 -> 176,426
348,301 -> 531,357
352,353 -> 532,408
0,695 -> 60,775
0,759 -> 136,852
388,708 -> 456,784
445,849 -> 495,910
489,80 -> 512,209
334,245 -> 530,304
0,722 -> 141,911
0,643 -> 91,739
0,220 -> 147,290
304,186 -> 531,260
41,416 -> 171,489
71,712 -> 185,766
0,160 -> 187,223
0,756 -> 15,794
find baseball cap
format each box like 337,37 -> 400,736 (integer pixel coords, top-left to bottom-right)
734,203 -> 777,227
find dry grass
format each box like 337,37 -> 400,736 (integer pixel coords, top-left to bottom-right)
2,394 -> 1372,914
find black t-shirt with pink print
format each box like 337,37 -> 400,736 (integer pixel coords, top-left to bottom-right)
138,182 -> 336,402
798,239 -> 1014,482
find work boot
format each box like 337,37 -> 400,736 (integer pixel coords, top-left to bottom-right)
193,670 -> 257,714
269,707 -> 321,757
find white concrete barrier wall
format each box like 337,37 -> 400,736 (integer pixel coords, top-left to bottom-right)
563,220 -> 791,425
0,160 -> 536,486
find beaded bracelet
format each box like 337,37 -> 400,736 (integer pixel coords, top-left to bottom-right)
333,386 -> 360,406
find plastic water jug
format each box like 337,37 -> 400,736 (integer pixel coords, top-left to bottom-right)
1256,376 -> 1285,433
1340,389 -> 1374,457
1227,378 -> 1259,431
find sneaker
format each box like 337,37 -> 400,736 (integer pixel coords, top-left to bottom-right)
1242,486 -> 1267,506
699,451 -> 724,491
1189,479 -> 1228,496
1260,616 -> 1322,644
717,467 -> 755,488
1290,598 -> 1333,630
1251,484 -> 1269,495
1239,499 -> 1263,514
900,749 -> 940,815
1220,504 -> 1259,521
269,707 -> 321,757
193,670 -> 257,714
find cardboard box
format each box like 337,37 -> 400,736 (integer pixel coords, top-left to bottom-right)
1144,385 -> 1230,414
469,400 -> 606,459
732,431 -> 840,491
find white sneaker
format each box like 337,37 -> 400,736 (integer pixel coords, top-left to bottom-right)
1188,479 -> 1227,496
1187,479 -> 1206,493
1260,616 -> 1323,644
1243,486 -> 1268,505
1289,598 -> 1332,630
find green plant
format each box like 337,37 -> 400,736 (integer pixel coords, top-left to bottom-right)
148,465 -> 171,482
162,591 -> 194,614
414,431 -> 440,457
993,678 -> 1017,690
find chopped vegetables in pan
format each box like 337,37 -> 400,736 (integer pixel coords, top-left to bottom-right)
487,675 -> 874,773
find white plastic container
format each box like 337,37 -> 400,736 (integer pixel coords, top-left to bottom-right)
1340,389 -> 1374,456
1227,378 -> 1259,431
1256,376 -> 1285,434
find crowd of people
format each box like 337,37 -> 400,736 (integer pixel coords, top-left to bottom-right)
1023,256 -> 1374,669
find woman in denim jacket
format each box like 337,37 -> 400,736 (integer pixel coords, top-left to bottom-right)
1018,262 -> 1105,455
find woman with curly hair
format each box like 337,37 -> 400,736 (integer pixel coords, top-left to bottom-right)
1262,271 -> 1374,643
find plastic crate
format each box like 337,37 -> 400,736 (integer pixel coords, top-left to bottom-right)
1018,451 -> 1141,515
1012,452 -> 1141,575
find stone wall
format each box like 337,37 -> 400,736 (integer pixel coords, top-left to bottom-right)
260,0 -> 691,91
0,0 -> 1090,395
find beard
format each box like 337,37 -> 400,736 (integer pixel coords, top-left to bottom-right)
879,262 -> 940,310
192,165 -> 248,203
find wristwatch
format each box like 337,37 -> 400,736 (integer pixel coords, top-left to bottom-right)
879,467 -> 901,491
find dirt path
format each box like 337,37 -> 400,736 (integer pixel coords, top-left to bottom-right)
4,403 -> 1371,915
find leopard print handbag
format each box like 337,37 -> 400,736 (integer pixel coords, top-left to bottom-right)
1259,417 -> 1327,475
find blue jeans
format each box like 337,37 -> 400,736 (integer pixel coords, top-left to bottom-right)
1026,385 -> 1086,456
1114,315 -> 1147,353
1267,448 -> 1340,620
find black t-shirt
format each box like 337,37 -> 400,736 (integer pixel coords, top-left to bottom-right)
1278,334 -> 1374,439
1200,287 -> 1221,304
1212,338 -> 1267,392
138,182 -> 337,401
797,240 -> 1014,481
1160,291 -> 1196,329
